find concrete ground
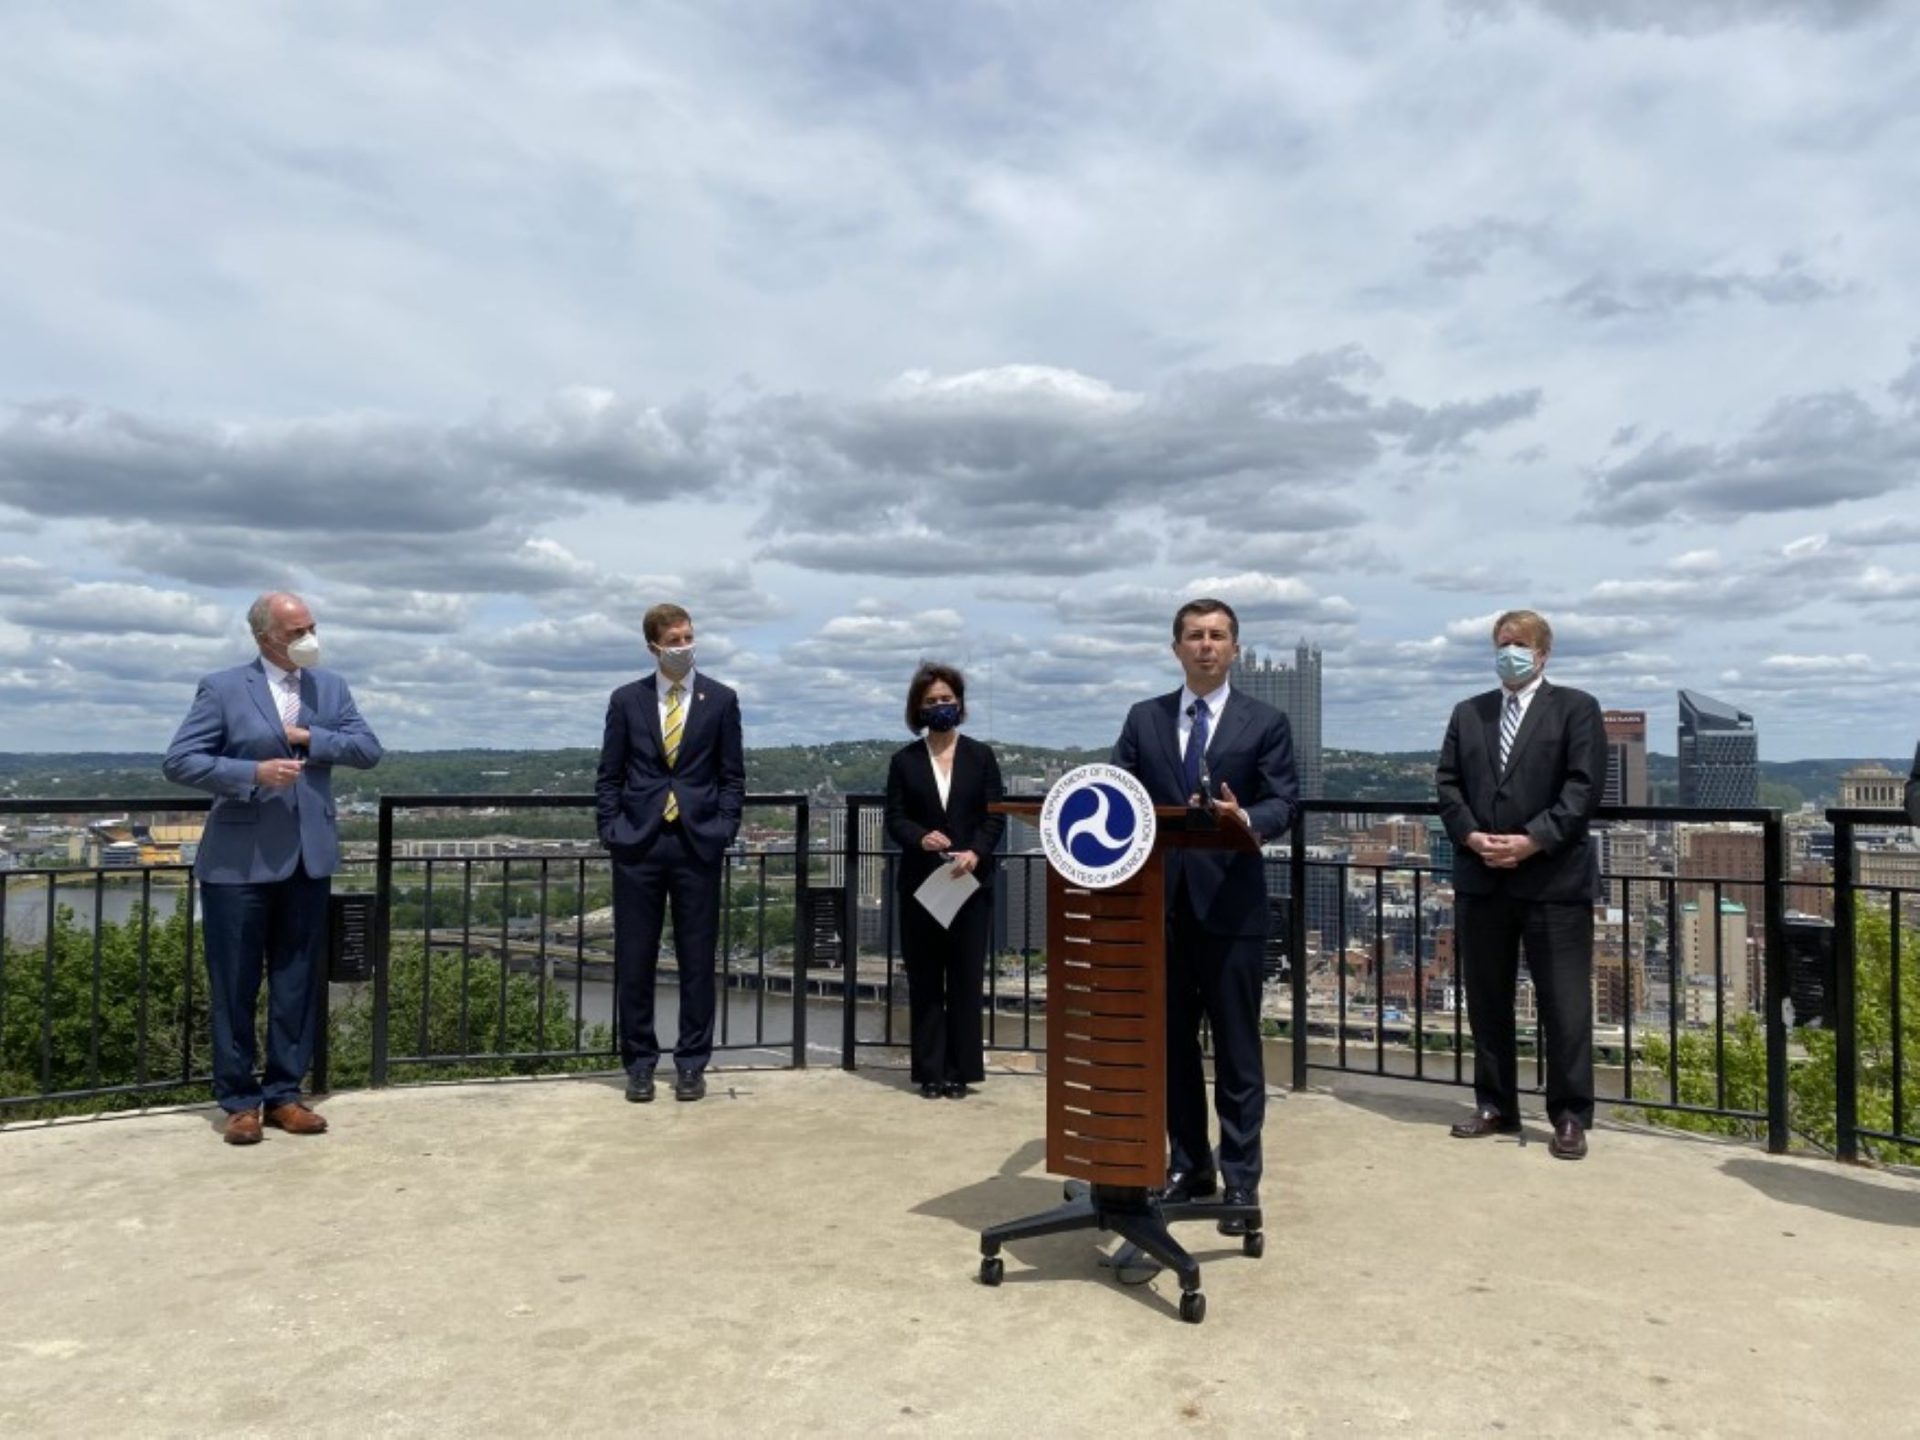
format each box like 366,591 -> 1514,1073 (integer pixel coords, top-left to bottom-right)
2,1064 -> 1916,1439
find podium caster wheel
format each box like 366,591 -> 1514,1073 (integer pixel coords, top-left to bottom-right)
1243,1231 -> 1266,1259
1179,1291 -> 1206,1325
980,1256 -> 1005,1287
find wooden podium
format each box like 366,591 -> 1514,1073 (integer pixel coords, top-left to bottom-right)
977,801 -> 1265,1324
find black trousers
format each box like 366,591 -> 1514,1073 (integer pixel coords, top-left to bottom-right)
1457,891 -> 1595,1129
898,886 -> 989,1085
610,826 -> 722,1075
1168,883 -> 1267,1191
199,863 -> 331,1114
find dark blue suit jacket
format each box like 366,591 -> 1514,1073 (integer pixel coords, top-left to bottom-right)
1112,688 -> 1298,938
162,660 -> 383,883
596,672 -> 745,867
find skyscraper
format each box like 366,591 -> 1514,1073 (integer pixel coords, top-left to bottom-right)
1232,640 -> 1323,814
1602,710 -> 1648,808
1677,690 -> 1759,808
823,800 -> 887,904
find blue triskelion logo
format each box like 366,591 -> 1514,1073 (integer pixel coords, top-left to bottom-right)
1039,763 -> 1157,888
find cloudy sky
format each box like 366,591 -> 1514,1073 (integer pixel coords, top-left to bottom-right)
1,0 -> 1916,759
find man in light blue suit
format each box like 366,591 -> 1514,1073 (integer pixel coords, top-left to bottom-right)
164,591 -> 382,1145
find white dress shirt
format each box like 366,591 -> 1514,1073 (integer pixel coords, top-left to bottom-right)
926,736 -> 955,809
1503,672 -> 1545,727
262,656 -> 302,721
1177,678 -> 1230,758
657,665 -> 697,736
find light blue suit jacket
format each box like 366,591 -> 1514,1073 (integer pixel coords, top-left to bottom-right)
163,659 -> 383,884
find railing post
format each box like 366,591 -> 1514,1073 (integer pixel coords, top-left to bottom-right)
841,795 -> 860,1072
1762,812 -> 1788,1154
1290,808 -> 1309,1091
791,797 -> 810,1070
372,798 -> 394,1088
313,956 -> 332,1096
1833,816 -> 1858,1162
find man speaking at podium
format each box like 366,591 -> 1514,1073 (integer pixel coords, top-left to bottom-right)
1112,598 -> 1298,1222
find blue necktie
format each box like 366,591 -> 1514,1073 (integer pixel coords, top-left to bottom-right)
1182,697 -> 1210,798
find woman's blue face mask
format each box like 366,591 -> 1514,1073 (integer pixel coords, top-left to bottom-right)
919,702 -> 962,733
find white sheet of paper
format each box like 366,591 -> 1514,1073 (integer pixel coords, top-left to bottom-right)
913,864 -> 980,930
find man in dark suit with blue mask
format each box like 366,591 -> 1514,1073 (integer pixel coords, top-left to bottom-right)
164,592 -> 383,1145
1112,598 -> 1298,1223
597,602 -> 745,1104
1436,608 -> 1607,1160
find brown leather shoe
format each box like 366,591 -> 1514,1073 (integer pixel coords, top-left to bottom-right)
1548,1117 -> 1588,1161
1449,1106 -> 1522,1139
224,1109 -> 263,1146
266,1101 -> 329,1136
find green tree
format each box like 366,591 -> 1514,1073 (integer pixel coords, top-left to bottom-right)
1804,903 -> 1919,1164
1632,898 -> 1919,1165
3,902 -> 610,1120
326,940 -> 612,1086
0,897 -> 205,1109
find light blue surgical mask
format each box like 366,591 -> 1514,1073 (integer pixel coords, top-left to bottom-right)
1495,645 -> 1538,686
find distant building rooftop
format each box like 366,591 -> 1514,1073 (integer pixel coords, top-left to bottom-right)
1678,688 -> 1755,729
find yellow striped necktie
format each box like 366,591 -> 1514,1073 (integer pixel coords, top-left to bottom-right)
663,682 -> 684,821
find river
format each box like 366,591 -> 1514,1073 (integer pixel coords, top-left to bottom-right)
2,878 -> 192,945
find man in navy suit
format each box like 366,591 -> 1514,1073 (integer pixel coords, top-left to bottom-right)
1436,608 -> 1607,1160
163,592 -> 383,1145
1112,598 -> 1298,1220
597,602 -> 745,1103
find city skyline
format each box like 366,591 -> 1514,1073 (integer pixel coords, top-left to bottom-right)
2,4 -> 1917,758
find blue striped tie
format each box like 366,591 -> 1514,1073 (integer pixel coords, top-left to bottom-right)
1499,692 -> 1521,771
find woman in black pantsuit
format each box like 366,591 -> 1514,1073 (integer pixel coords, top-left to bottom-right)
884,663 -> 1006,1099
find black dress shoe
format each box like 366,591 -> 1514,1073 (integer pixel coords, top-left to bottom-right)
942,1081 -> 968,1099
919,1082 -> 942,1099
1160,1167 -> 1218,1204
673,1070 -> 706,1102
1216,1185 -> 1260,1235
1450,1106 -> 1522,1138
625,1069 -> 656,1104
1548,1117 -> 1588,1161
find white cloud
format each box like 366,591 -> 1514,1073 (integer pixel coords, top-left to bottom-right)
0,2 -> 1917,757
6,583 -> 231,639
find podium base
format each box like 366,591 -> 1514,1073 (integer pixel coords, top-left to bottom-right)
977,1181 -> 1263,1324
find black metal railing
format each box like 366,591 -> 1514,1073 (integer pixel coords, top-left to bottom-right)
370,793 -> 812,1083
0,796 -> 214,1115
1284,801 -> 1794,1153
1828,806 -> 1919,1161
833,793 -> 1049,1070
838,795 -> 1814,1153
3,789 -> 1914,1169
